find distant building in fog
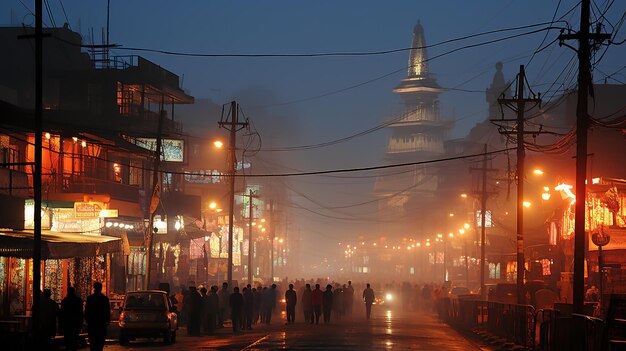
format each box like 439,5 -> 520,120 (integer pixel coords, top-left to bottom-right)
374,21 -> 454,235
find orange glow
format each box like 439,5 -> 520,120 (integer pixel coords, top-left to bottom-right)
213,140 -> 224,148
555,183 -> 576,201
533,169 -> 544,175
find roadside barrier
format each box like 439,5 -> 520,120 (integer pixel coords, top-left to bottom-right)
441,297 -> 608,351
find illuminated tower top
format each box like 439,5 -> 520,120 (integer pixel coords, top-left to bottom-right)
408,20 -> 429,78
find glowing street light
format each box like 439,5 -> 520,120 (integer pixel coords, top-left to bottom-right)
523,201 -> 531,208
533,169 -> 544,175
460,193 -> 468,198
213,140 -> 224,148
464,223 -> 470,230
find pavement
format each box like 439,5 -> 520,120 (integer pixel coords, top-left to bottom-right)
102,306 -> 493,350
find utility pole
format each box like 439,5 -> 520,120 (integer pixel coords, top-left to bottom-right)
496,65 -> 541,304
145,102 -> 165,290
269,199 -> 275,281
33,0 -> 43,343
558,0 -> 610,314
218,101 -> 248,289
244,189 -> 259,285
470,144 -> 497,300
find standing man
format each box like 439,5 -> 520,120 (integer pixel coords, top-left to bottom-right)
229,287 -> 244,333
217,282 -> 229,328
285,283 -> 297,324
40,289 -> 59,349
84,282 -> 110,351
363,283 -> 375,319
302,283 -> 313,324
262,284 -> 277,325
322,284 -> 334,324
207,286 -> 219,334
345,281 -> 355,316
60,287 -> 83,351
311,284 -> 323,325
243,284 -> 254,330
186,286 -> 202,336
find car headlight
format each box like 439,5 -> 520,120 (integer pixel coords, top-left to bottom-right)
385,293 -> 393,301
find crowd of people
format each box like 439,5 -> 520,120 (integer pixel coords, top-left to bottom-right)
38,282 -> 110,351
171,279 -> 457,335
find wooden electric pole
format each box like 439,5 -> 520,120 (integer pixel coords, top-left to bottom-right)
470,145 -> 498,300
558,0 -> 610,314
495,65 -> 541,304
218,101 -> 248,289
244,189 -> 259,285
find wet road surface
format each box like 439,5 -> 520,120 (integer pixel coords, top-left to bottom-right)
105,306 -> 491,350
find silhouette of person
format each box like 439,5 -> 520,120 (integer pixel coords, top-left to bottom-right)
345,281 -> 354,315
187,286 -> 202,336
60,286 -> 83,351
302,283 -> 313,324
229,287 -> 244,333
84,282 -> 110,351
311,284 -> 323,324
217,282 -> 229,327
243,284 -> 254,330
363,283 -> 375,319
285,283 -> 297,324
207,286 -> 219,333
322,284 -> 334,324
40,288 -> 59,349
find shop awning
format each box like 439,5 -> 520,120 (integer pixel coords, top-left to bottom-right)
0,230 -> 122,259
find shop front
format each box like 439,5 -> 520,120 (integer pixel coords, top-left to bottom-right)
0,230 -> 121,317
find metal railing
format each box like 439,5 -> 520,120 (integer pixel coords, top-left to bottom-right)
441,298 -> 607,351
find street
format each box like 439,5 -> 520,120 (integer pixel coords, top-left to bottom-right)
104,306 -> 491,351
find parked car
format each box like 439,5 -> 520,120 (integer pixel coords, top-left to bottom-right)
118,290 -> 178,345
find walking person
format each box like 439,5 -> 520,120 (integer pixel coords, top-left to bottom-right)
285,283 -> 297,324
40,289 -> 59,350
262,284 -> 277,325
207,286 -> 219,334
253,286 -> 262,324
311,284 -> 323,324
243,284 -> 254,330
333,285 -> 344,320
60,286 -> 83,351
322,284 -> 334,324
199,287 -> 209,334
345,281 -> 354,316
229,287 -> 244,333
187,286 -> 202,336
302,283 -> 313,324
363,283 -> 375,319
84,282 -> 110,351
217,282 -> 229,328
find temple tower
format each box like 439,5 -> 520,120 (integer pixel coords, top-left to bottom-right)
375,21 -> 453,214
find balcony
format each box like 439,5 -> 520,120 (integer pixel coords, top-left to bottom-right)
65,175 -> 141,203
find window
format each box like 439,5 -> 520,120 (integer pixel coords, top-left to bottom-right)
129,160 -> 143,187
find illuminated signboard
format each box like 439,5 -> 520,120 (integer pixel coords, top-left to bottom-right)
74,202 -> 105,218
184,170 -> 224,184
475,210 -> 493,228
133,138 -> 185,162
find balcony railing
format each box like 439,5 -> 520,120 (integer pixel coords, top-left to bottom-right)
65,175 -> 141,203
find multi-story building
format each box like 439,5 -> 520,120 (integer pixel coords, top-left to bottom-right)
0,25 -> 196,314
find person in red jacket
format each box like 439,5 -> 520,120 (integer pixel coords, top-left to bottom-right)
311,284 -> 324,325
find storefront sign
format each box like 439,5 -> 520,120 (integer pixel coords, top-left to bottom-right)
74,202 -> 105,218
99,209 -> 119,218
